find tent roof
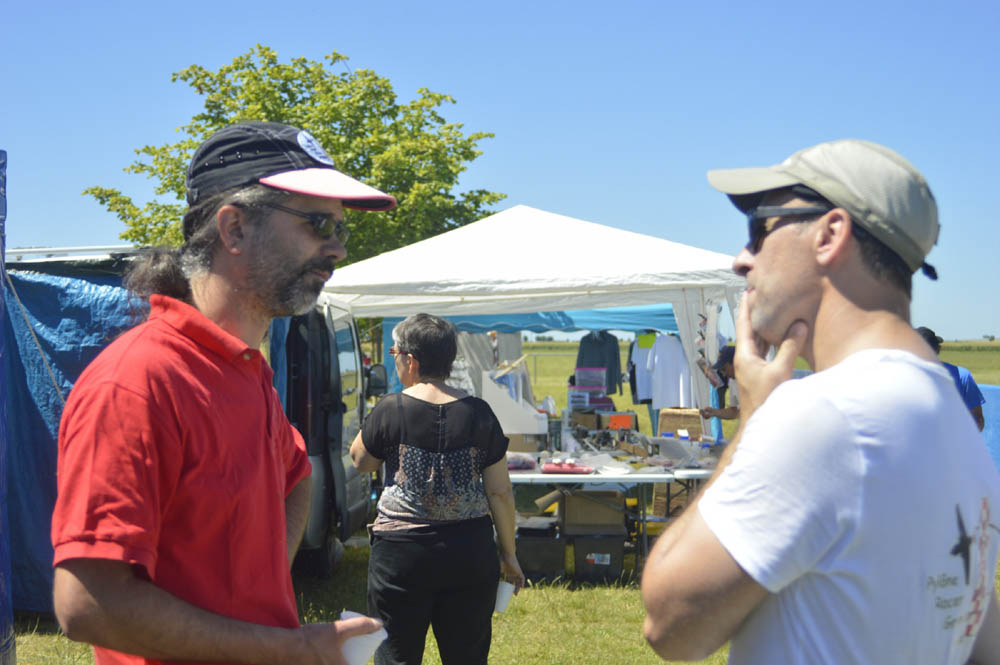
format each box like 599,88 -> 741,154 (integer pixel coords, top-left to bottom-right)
323,205 -> 743,316
384,303 -> 678,334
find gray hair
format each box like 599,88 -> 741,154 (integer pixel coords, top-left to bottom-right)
125,184 -> 290,302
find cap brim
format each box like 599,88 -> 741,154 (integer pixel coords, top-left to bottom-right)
707,166 -> 800,195
707,166 -> 802,213
259,168 -> 397,211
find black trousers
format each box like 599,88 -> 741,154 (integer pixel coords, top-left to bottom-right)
368,520 -> 500,665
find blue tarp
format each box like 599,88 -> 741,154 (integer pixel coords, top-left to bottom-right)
1,147 -> 14,661
981,385 -> 1000,472
2,270 -> 134,612
381,303 -> 678,394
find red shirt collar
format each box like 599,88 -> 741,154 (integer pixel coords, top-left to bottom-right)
149,294 -> 265,368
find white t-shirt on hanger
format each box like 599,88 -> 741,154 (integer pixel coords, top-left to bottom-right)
646,333 -> 691,409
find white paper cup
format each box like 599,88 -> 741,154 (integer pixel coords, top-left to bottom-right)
339,610 -> 388,665
494,580 -> 516,613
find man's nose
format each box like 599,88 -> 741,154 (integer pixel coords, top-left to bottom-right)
732,246 -> 754,277
323,236 -> 347,263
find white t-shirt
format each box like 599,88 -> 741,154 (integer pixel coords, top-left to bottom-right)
700,349 -> 1000,665
646,334 -> 691,409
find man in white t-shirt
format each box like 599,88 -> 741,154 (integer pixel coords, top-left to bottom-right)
641,139 -> 1000,664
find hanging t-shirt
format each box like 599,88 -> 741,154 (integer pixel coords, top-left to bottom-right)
576,330 -> 622,395
646,334 -> 691,409
628,332 -> 656,403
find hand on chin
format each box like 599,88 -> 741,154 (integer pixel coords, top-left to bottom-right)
734,302 -> 809,418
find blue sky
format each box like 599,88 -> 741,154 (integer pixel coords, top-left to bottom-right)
2,0 -> 998,340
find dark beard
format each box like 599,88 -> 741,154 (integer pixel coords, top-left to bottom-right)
245,243 -> 338,318
268,257 -> 338,317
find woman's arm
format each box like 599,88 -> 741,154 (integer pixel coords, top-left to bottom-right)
349,431 -> 382,473
482,459 -> 525,589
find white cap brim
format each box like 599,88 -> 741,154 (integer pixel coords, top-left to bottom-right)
259,168 -> 397,211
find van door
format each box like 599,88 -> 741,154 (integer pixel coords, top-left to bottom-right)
284,310 -> 339,577
330,313 -> 371,539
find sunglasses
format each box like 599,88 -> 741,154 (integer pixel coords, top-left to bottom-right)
746,205 -> 830,253
260,202 -> 350,244
389,345 -> 409,357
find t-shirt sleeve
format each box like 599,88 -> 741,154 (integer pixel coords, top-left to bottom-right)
479,401 -> 510,468
52,380 -> 183,578
960,370 -> 986,409
361,394 -> 394,460
282,423 -> 311,495
698,383 -> 861,593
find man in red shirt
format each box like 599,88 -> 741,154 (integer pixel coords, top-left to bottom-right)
51,121 -> 395,665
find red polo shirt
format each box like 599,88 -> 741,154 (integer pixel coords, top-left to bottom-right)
52,295 -> 311,665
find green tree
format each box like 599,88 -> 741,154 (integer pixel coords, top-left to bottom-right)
86,45 -> 505,262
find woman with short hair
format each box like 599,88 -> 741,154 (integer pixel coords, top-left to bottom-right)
350,313 -> 524,665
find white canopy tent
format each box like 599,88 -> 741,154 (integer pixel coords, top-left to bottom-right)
320,205 -> 745,413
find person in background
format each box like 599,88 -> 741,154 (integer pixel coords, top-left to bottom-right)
641,139 -> 1000,664
917,326 -> 986,431
51,121 -> 395,665
699,345 -> 739,422
350,313 -> 524,665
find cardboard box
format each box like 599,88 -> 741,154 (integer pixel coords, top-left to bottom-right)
616,439 -> 649,459
559,490 -> 626,536
572,533 -> 626,583
656,408 -> 704,439
570,410 -> 599,430
507,433 -> 546,453
651,483 -> 671,517
597,411 -> 638,430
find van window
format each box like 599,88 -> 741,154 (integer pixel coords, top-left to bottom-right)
333,319 -> 360,455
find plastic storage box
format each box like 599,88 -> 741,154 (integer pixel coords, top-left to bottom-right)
572,531 -> 626,583
515,533 -> 566,582
574,367 -> 606,392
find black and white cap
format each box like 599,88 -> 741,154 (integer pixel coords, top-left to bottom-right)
185,121 -> 396,211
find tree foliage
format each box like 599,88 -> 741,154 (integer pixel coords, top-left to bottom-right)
86,45 -> 505,262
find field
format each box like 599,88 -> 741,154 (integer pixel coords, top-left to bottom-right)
939,339 -> 1000,385
13,339 -> 1000,664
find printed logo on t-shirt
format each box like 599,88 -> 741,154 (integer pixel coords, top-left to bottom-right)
927,498 -> 1000,638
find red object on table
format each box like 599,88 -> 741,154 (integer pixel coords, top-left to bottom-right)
541,462 -> 594,474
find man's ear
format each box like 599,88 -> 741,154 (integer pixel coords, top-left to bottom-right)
216,204 -> 247,255
814,208 -> 853,268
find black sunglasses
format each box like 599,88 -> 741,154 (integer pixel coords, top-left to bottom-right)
260,202 -> 350,244
746,205 -> 830,253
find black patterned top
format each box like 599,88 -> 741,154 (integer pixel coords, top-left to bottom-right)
362,393 -> 509,532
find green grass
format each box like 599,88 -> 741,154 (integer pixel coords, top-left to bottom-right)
15,542 -> 727,665
19,541 -> 1000,664
940,340 -> 1000,385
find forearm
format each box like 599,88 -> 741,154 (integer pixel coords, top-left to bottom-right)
972,406 -> 985,432
641,496 -> 765,661
54,561 -> 306,664
486,483 -> 517,556
286,476 -> 312,566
